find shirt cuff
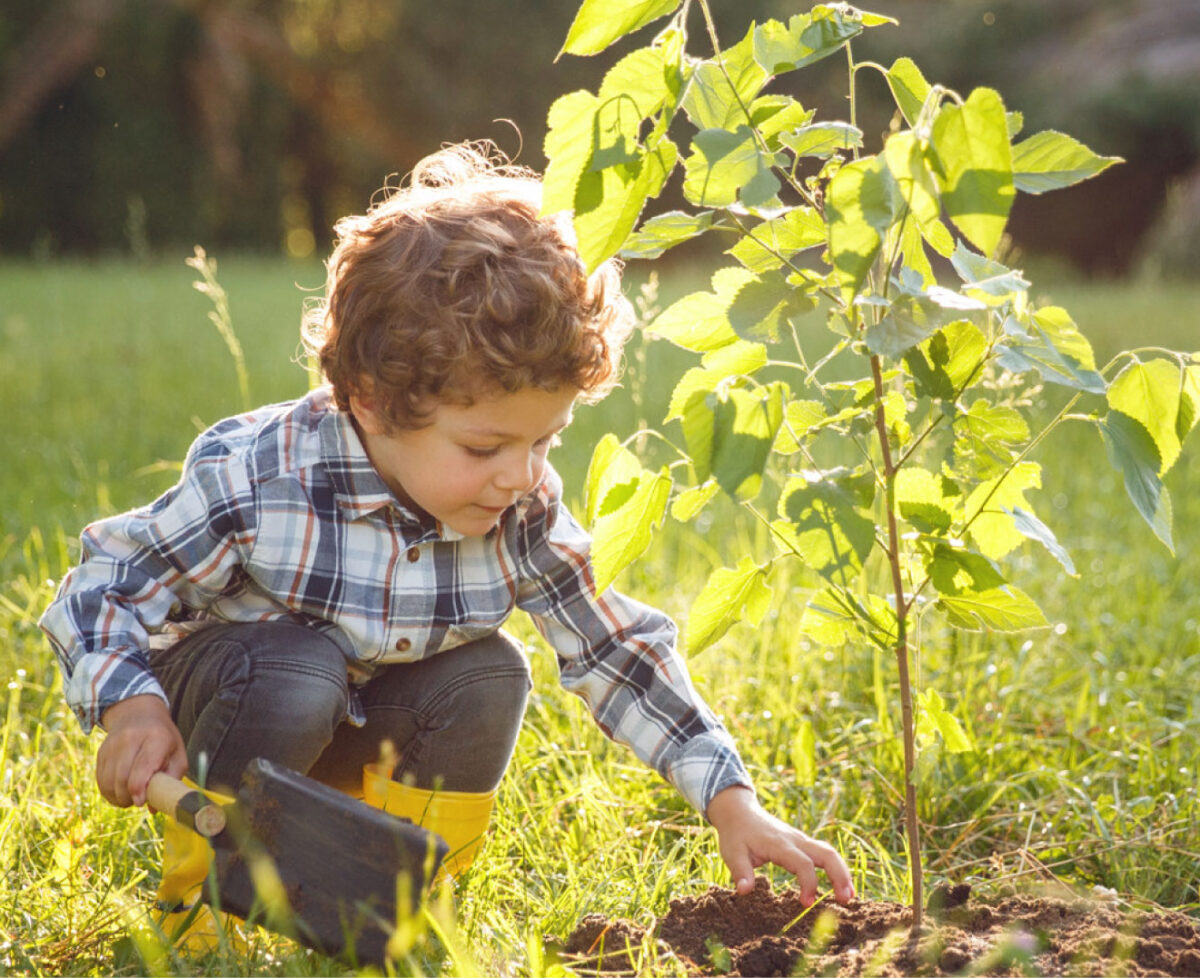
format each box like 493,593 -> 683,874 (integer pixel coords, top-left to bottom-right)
67,660 -> 169,734
662,730 -> 755,816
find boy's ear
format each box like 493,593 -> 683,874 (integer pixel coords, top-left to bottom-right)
349,391 -> 389,436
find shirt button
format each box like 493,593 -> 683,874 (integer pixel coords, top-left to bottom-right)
406,547 -> 420,563
395,637 -> 412,652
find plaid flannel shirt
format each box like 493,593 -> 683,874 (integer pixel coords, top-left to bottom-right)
38,387 -> 751,814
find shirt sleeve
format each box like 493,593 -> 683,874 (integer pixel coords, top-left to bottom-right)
510,469 -> 753,816
38,432 -> 258,732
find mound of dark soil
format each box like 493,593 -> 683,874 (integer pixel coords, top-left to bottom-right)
563,877 -> 1200,976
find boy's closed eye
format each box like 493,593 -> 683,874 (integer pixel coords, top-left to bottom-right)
461,434 -> 561,459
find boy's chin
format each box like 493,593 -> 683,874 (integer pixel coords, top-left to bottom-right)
442,510 -> 505,537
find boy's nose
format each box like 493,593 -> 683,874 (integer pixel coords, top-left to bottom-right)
495,452 -> 538,492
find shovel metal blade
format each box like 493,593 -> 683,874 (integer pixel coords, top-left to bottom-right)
204,757 -> 448,965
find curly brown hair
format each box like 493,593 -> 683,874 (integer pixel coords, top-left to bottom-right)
302,141 -> 633,430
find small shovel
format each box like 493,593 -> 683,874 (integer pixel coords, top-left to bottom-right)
147,757 -> 448,965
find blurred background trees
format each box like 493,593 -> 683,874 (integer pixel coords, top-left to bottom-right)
1,0 -> 1196,276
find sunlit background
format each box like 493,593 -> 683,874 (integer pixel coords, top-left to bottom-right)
1,0 -> 1197,277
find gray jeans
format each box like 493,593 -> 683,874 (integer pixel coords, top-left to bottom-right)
149,621 -> 532,797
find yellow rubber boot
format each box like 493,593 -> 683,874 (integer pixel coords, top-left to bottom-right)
154,780 -> 245,956
362,764 -> 495,879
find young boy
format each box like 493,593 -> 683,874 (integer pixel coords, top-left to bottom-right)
39,142 -> 853,924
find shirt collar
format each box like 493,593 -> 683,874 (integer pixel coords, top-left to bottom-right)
314,392 -> 456,540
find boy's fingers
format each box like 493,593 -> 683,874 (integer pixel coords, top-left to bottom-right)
166,745 -> 189,780
103,744 -> 135,807
128,731 -> 185,807
724,848 -> 756,895
802,838 -> 856,904
781,846 -> 819,906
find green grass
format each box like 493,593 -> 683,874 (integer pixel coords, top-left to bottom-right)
2,256 -> 1198,975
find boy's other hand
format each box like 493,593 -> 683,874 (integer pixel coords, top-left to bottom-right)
96,694 -> 188,808
706,784 -> 855,906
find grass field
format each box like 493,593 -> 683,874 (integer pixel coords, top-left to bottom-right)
1,254 -> 1198,975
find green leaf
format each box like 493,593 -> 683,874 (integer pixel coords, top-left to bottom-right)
682,25 -> 768,130
671,480 -> 720,521
1177,365 -> 1200,442
917,688 -> 974,753
897,218 -> 935,288
780,473 -> 876,587
543,90 -> 601,216
682,389 -> 716,481
1011,129 -> 1122,194
939,585 -> 1049,632
938,320 -> 989,391
753,9 -> 863,74
727,271 -> 809,342
774,399 -> 826,454
930,87 -> 1015,257
648,266 -> 753,352
683,126 -> 785,209
664,340 -> 768,422
998,306 -> 1106,394
950,241 -> 1029,300
883,130 -> 941,227
779,122 -> 863,159
1005,505 -> 1076,576
587,94 -> 642,171
964,460 -> 1042,559
799,589 -> 857,647
866,273 -> 986,358
800,587 -> 896,648
958,398 -> 1029,451
926,543 -> 1006,596
590,466 -> 673,593
702,337 -> 770,378
561,0 -> 681,57
708,383 -> 788,501
1100,411 -> 1174,552
585,433 -> 641,526
727,207 -> 826,273
826,155 -> 898,301
598,45 -> 675,120
895,466 -> 954,534
748,95 -> 815,145
886,56 -> 931,127
684,557 -> 773,656
1107,358 -> 1183,474
573,137 -> 678,271
621,210 -> 716,259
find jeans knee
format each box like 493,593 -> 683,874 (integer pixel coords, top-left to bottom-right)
430,631 -> 532,722
206,623 -> 348,751
244,624 -> 349,723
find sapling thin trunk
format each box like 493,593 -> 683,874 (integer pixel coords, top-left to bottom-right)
870,352 -> 922,930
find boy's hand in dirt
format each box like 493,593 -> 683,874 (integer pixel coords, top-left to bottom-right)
96,694 -> 188,808
706,784 -> 855,906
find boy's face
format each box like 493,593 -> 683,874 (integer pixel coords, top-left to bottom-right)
350,385 -> 578,537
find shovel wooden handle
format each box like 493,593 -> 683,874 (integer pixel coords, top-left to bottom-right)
147,772 -> 228,837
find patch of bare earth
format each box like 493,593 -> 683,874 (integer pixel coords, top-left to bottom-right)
563,878 -> 1200,976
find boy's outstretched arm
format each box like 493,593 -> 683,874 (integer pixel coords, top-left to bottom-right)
95,694 -> 188,808
706,784 -> 855,905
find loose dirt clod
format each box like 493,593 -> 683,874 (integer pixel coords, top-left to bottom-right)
563,877 -> 1200,976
